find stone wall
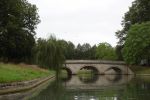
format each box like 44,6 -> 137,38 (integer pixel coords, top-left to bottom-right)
0,76 -> 54,95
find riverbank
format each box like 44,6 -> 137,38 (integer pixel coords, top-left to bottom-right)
0,63 -> 55,83
129,65 -> 150,75
0,63 -> 55,94
0,76 -> 53,100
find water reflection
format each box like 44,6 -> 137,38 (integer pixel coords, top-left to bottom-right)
78,74 -> 99,84
1,75 -> 150,100
29,75 -> 150,100
64,75 -> 133,90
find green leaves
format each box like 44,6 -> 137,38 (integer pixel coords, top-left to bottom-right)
116,0 -> 150,45
96,42 -> 117,60
123,22 -> 150,65
35,36 -> 65,70
0,0 -> 40,62
116,0 -> 150,62
74,43 -> 97,60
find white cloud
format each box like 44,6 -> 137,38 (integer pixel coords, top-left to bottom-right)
28,0 -> 134,46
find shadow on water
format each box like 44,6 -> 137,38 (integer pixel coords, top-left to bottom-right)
1,75 -> 150,100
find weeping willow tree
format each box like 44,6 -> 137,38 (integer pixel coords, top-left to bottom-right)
34,36 -> 65,76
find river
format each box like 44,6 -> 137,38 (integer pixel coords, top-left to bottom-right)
0,75 -> 150,100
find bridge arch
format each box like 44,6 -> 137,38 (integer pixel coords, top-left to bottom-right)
80,66 -> 99,75
61,67 -> 72,82
61,67 -> 72,75
104,66 -> 122,75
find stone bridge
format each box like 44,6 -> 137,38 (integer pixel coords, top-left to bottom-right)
63,60 -> 133,75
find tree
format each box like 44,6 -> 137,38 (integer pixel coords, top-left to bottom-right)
57,40 -> 75,59
88,45 -> 97,59
35,36 -> 65,72
115,0 -> 150,61
74,43 -> 95,59
80,43 -> 91,59
66,41 -> 75,59
116,0 -> 150,45
74,44 -> 83,59
115,45 -> 123,60
57,40 -> 68,59
0,0 -> 40,62
96,43 -> 117,60
123,22 -> 150,65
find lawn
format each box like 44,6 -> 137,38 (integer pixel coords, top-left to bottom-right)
0,63 -> 55,83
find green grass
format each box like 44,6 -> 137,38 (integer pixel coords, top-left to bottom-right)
0,63 -> 55,83
129,65 -> 150,74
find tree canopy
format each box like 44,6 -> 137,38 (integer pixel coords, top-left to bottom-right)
115,0 -> 150,61
96,43 -> 117,60
73,43 -> 97,60
35,36 -> 65,70
123,22 -> 150,65
116,0 -> 150,45
0,0 -> 40,62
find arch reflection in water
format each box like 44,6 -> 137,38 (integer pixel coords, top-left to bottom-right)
78,66 -> 99,84
63,75 -> 133,90
78,74 -> 99,84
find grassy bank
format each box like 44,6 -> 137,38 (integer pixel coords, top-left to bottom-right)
129,66 -> 150,75
0,63 -> 55,83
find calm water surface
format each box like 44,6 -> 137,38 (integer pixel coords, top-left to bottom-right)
0,75 -> 150,100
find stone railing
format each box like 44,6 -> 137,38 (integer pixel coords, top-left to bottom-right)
65,60 -> 125,65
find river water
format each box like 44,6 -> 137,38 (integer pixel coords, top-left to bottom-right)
0,75 -> 150,100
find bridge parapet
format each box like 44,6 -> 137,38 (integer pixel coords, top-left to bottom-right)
65,60 -> 125,65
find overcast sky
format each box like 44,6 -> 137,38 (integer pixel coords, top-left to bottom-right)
28,0 -> 134,46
